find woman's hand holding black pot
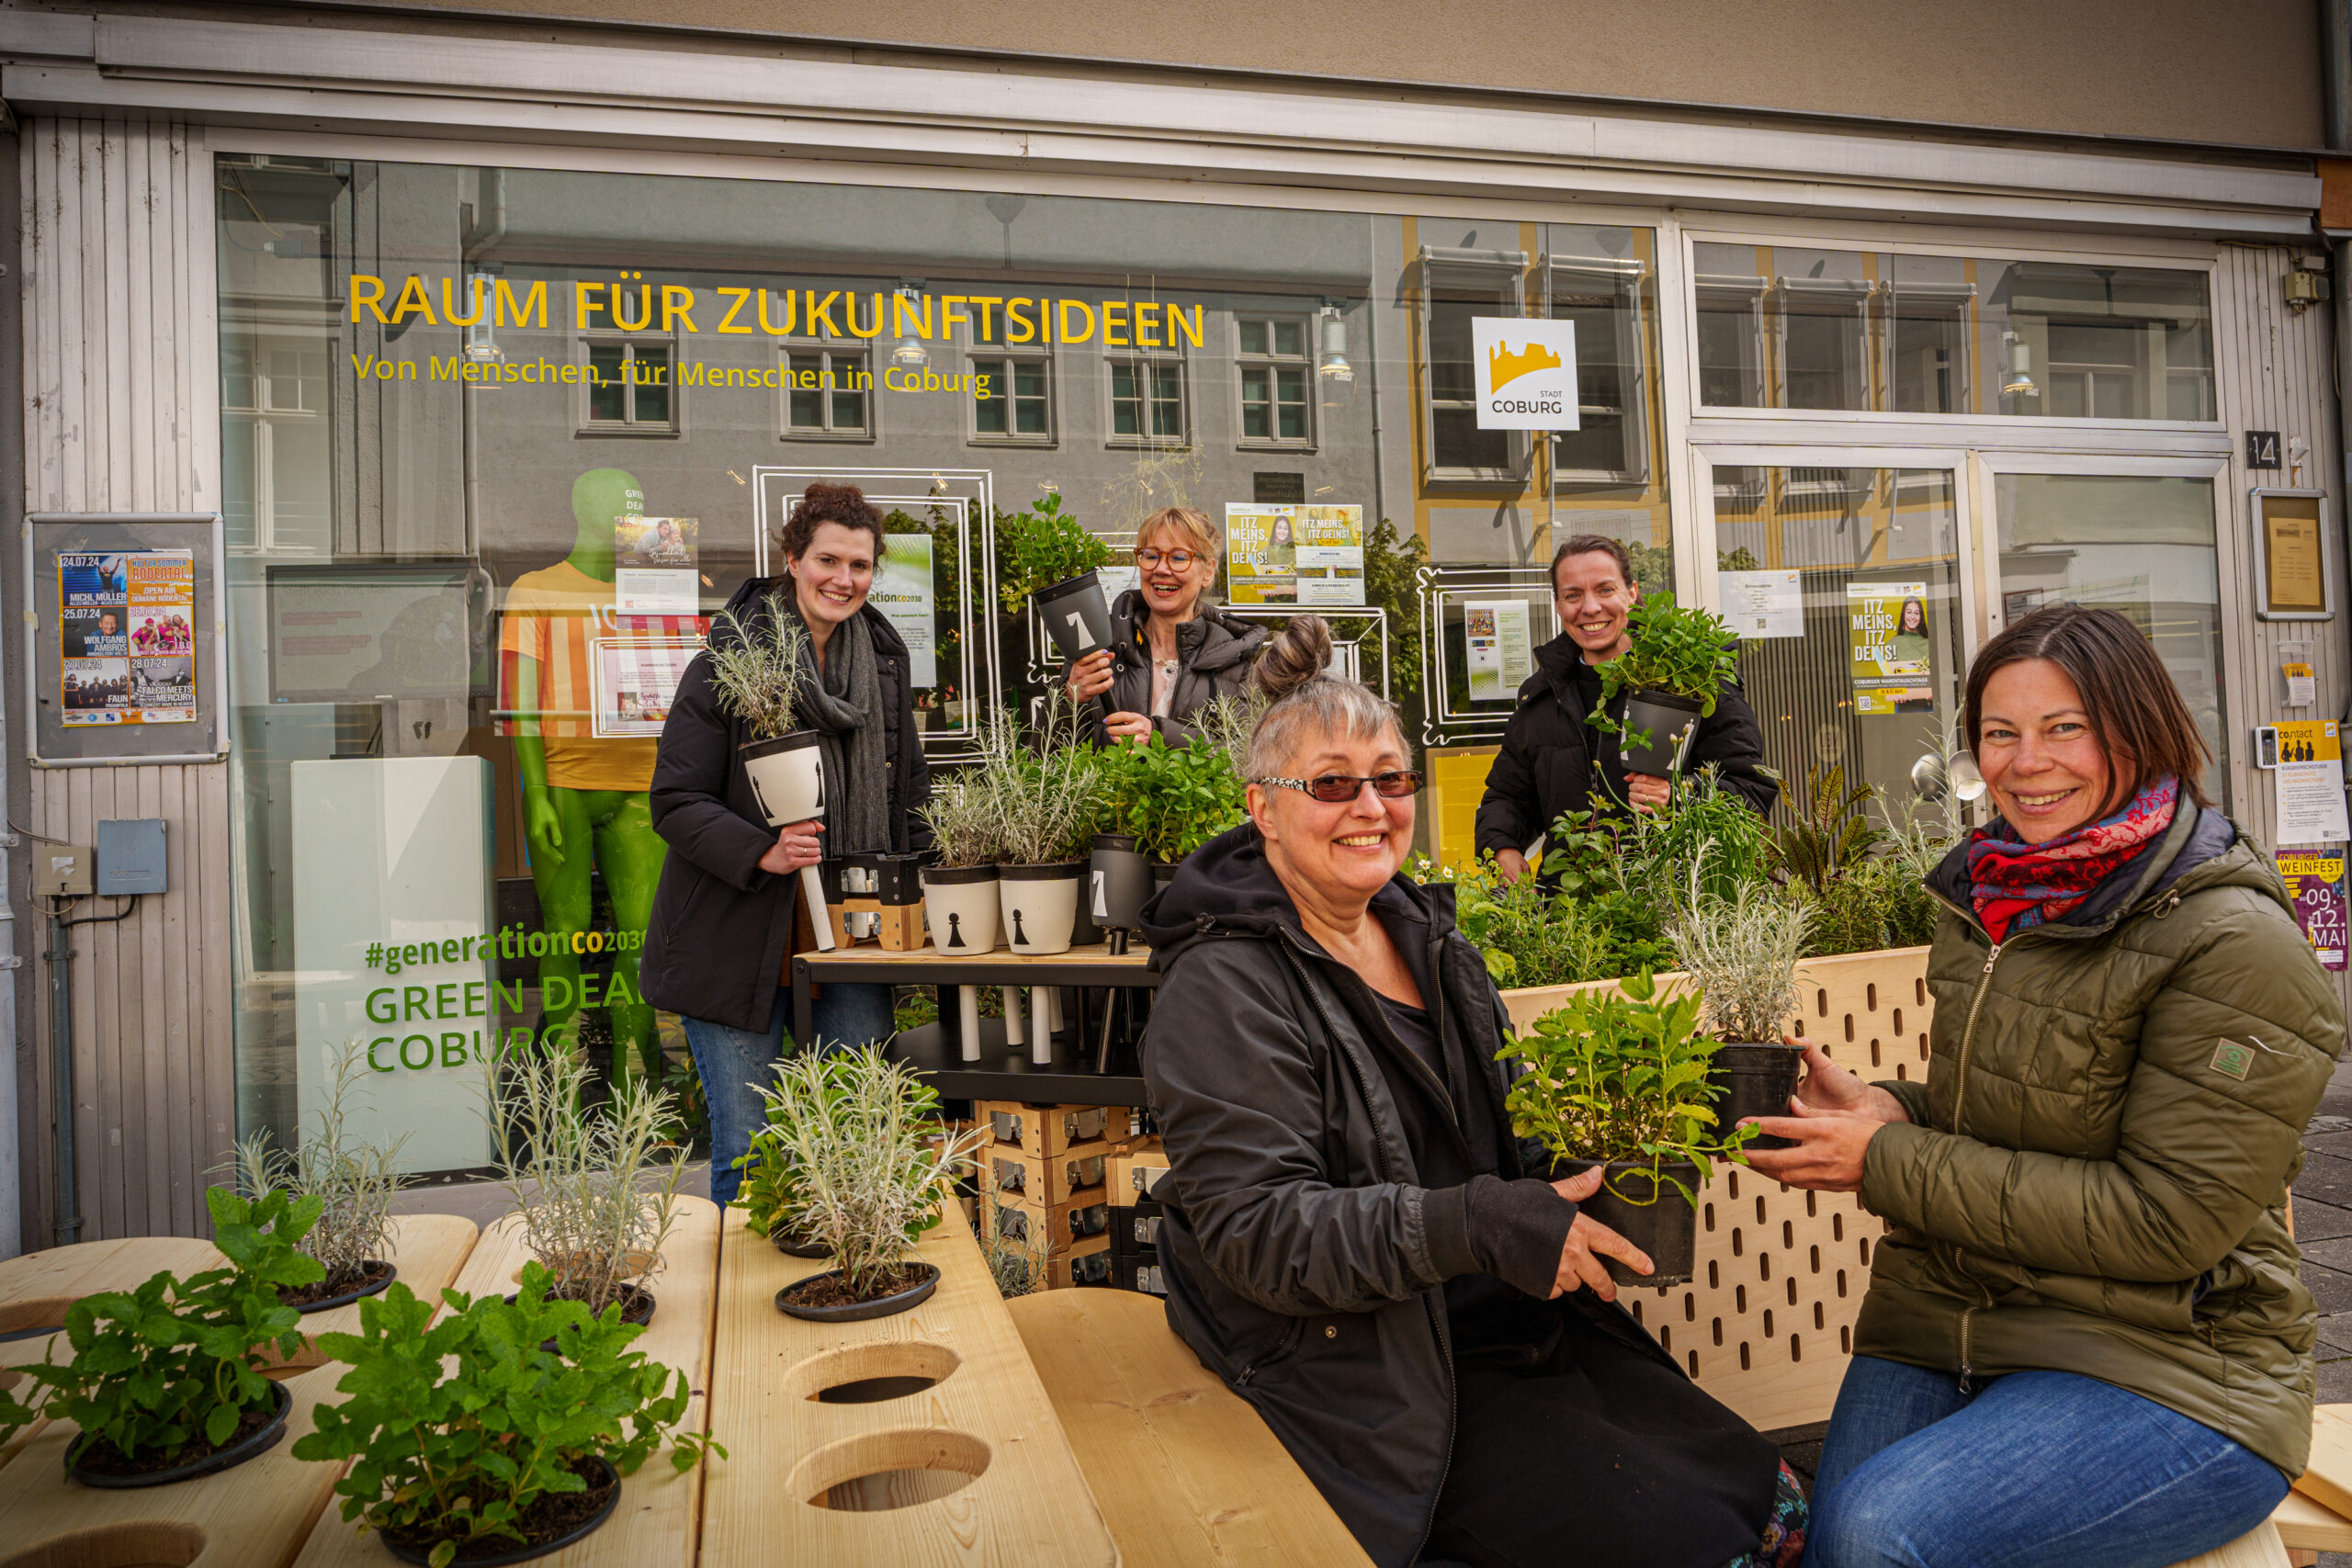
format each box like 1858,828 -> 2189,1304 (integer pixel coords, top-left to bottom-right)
1784,1038 -> 1911,1125
759,820 -> 823,875
1547,1166 -> 1653,1303
1625,772 -> 1671,811
1067,648 -> 1115,702
1741,1040 -> 1908,1192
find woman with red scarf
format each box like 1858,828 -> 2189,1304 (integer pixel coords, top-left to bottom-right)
1745,604 -> 2343,1568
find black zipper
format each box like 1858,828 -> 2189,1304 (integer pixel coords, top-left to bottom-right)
1234,1316 -> 1305,1387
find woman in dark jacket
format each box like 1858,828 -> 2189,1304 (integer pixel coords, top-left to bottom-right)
1140,615 -> 1803,1568
639,482 -> 932,1205
1749,605 -> 2341,1568
1067,503 -> 1267,747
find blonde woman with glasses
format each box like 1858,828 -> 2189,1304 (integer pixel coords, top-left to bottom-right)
1067,504 -> 1267,746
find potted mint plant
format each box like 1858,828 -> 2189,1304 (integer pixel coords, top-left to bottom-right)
1589,593 -> 1741,780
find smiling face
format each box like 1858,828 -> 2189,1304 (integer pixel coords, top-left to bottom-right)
1554,549 -> 1637,662
1249,722 -> 1415,911
1976,657 -> 2120,844
789,521 -> 877,629
1135,521 -> 1216,624
1900,599 -> 1926,635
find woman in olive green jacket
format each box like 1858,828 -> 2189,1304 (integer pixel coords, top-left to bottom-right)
1749,604 -> 2343,1568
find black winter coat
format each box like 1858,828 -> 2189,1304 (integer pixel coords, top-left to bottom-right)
1139,828 -> 1707,1568
1475,632 -> 1777,858
639,580 -> 931,1034
1082,590 -> 1268,748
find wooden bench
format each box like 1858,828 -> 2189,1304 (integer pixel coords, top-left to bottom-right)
1005,1288 -> 1374,1568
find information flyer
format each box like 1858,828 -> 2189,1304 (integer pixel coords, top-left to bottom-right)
2278,850 -> 2349,971
1719,569 -> 1804,639
1227,504 -> 1364,605
872,532 -> 938,688
1847,581 -> 1933,716
2270,719 -> 2350,844
613,515 -> 699,616
591,638 -> 702,739
1464,600 -> 1534,700
60,548 -> 196,726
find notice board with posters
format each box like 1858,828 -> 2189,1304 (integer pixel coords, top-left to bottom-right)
24,513 -> 227,764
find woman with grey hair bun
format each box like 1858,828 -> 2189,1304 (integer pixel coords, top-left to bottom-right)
1137,615 -> 1803,1568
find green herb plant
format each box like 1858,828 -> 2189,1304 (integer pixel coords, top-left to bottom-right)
227,1035 -> 409,1299
1591,592 -> 1740,714
294,1264 -> 721,1568
704,590 -> 810,741
1119,729 -> 1250,863
1669,849 -> 1814,1044
0,1185 -> 323,1466
1495,971 -> 1752,1208
994,492 -> 1111,615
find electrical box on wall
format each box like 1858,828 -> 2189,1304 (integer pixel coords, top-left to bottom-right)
35,846 -> 92,897
96,818 -> 166,896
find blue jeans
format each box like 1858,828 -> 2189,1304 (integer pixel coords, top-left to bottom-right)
683,982 -> 896,1206
1804,1356 -> 2288,1568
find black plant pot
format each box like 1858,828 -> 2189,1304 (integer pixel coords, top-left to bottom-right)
1710,1042 -> 1804,1151
1555,1158 -> 1700,1288
1091,835 -> 1153,934
775,1262 -> 942,1323
1150,861 -> 1180,892
775,1231 -> 831,1259
1620,689 -> 1705,778
68,1378 -> 290,1488
1034,570 -> 1114,661
380,1455 -> 622,1566
290,1259 -> 398,1314
503,1285 -> 657,1354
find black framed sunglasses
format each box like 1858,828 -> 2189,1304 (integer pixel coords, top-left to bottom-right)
1260,771 -> 1423,803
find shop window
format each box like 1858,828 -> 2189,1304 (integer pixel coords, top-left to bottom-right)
782,344 -> 874,440
970,355 -> 1051,444
1694,254 -> 1770,410
579,335 -> 678,434
221,333 -> 333,554
1418,248 -> 1522,483
1546,259 -> 1649,484
1236,317 -> 1313,448
1108,357 -> 1187,446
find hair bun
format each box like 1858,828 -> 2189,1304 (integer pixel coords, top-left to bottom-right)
1252,615 -> 1334,703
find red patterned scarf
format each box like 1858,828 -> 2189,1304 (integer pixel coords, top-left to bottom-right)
1966,774 -> 2179,944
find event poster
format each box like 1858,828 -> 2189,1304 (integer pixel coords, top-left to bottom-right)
2278,851 -> 2349,971
59,549 -> 196,726
614,515 -> 699,616
1464,600 -> 1535,700
2270,719 -> 2350,844
1848,581 -> 1933,716
1226,504 -> 1364,606
591,637 -> 703,739
873,533 -> 937,688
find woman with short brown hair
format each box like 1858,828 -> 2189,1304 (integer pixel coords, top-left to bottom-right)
1066,503 -> 1267,746
1750,604 -> 2342,1568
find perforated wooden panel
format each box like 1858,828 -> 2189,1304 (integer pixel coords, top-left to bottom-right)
1500,946 -> 1933,1430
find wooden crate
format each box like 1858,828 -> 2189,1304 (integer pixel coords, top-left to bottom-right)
987,1192 -> 1113,1250
704,1208 -> 1117,1566
1498,946 -> 1928,1430
979,1101 -> 1130,1160
988,1145 -> 1114,1208
1110,1142 -> 1170,1203
1046,1235 -> 1114,1290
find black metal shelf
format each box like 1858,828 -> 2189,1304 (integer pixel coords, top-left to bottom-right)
890,1020 -> 1146,1106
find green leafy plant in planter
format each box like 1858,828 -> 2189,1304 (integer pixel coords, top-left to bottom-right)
995,492 -> 1111,615
226,1035 -> 410,1309
1446,857 -> 1664,989
1119,730 -> 1250,865
1768,761 -> 1885,896
1589,592 -> 1741,767
294,1264 -> 721,1567
0,1185 -> 322,1480
1612,766 -> 1775,907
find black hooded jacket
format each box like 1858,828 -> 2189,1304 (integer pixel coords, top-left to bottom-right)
638,578 -> 931,1034
1083,589 -> 1268,748
1475,631 -> 1777,858
1138,827 -> 1698,1567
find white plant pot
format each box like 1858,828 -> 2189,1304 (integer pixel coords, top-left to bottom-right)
922,865 -> 1002,954
741,730 -> 825,827
1000,863 -> 1083,956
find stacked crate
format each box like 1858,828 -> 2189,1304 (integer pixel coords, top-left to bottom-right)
1108,1137 -> 1170,1296
977,1101 -> 1124,1289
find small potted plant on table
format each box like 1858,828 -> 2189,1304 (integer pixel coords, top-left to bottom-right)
1496,972 -> 1751,1287
706,589 -> 831,946
1670,861 -> 1815,1151
918,709 -> 1012,958
764,1046 -> 985,1323
994,697 -> 1104,956
0,1186 -> 323,1486
1126,726 -> 1250,891
1590,592 -> 1741,781
490,1048 -> 690,1334
227,1036 -> 410,1313
294,1263 -> 721,1565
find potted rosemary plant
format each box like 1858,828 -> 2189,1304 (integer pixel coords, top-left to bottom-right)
994,695 -> 1104,955
1670,861 -> 1815,1151
226,1035 -> 410,1313
764,1046 -> 987,1322
1496,972 -> 1752,1286
918,709 -> 1011,955
489,1048 -> 690,1333
0,1186 -> 322,1487
706,589 -> 831,936
1589,593 -> 1741,780
295,1263 -> 721,1566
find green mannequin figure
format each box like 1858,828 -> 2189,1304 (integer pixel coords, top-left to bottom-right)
499,467 -> 672,1086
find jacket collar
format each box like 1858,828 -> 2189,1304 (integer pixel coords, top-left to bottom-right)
1111,589 -> 1270,674
1926,803 -> 2254,943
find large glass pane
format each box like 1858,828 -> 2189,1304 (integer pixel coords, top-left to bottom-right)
1714,466 -> 1966,809
1995,473 -> 2227,801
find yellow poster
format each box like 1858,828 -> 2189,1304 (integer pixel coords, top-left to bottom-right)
1226,504 -> 1363,606
1847,581 -> 1932,716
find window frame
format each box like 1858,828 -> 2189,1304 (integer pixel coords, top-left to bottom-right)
574,328 -> 683,437
1232,313 -> 1317,452
1544,255 -> 1652,488
776,338 -> 879,444
965,334 -> 1056,447
1104,348 -> 1191,450
221,326 -> 335,556
1415,246 -> 1529,487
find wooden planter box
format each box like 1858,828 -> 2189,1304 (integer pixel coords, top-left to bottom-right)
704,1208 -> 1117,1567
291,1196 -> 721,1568
1498,945 -> 1933,1429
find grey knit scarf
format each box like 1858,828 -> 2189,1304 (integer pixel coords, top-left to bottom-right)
781,598 -> 890,855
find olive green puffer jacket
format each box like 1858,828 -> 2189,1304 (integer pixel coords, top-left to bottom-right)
1856,806 -> 2344,1475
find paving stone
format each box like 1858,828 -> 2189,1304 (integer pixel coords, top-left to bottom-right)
2298,1152 -> 2352,1210
2310,1264 -> 2352,1317
2307,1131 -> 2352,1161
2320,1357 -> 2352,1405
2298,1198 -> 2352,1242
2322,1313 -> 2352,1359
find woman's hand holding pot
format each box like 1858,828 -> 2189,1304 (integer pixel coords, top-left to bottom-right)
1547,1166 -> 1654,1303
1067,648 -> 1115,702
759,820 -> 823,875
1739,1039 -> 1906,1193
1625,772 -> 1672,811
